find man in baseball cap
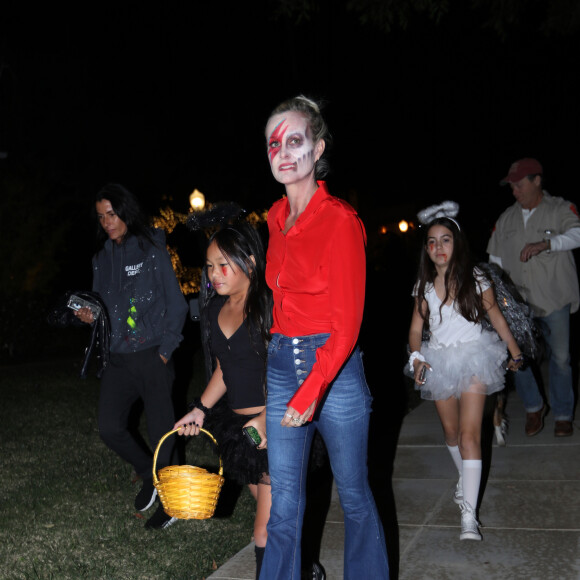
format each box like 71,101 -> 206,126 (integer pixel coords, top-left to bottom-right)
500,158 -> 543,185
487,158 -> 579,438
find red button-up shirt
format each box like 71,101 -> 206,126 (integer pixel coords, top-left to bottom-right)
266,181 -> 367,414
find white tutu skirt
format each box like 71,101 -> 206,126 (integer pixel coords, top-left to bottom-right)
417,331 -> 508,401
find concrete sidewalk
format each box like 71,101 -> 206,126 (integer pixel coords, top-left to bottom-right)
208,397 -> 580,580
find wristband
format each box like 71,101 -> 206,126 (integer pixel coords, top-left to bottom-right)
543,238 -> 551,253
408,351 -> 425,372
188,397 -> 213,417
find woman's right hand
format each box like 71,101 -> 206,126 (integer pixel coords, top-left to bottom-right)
74,306 -> 94,324
413,360 -> 431,386
173,408 -> 206,436
281,401 -> 316,428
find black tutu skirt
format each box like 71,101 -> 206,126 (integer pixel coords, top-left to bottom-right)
204,405 -> 269,486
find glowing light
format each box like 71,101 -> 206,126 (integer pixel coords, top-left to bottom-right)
399,220 -> 409,233
379,225 -> 388,235
189,189 -> 205,211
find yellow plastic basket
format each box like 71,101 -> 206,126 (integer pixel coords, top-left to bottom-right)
152,428 -> 225,520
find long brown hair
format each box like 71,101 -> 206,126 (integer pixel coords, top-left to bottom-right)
415,217 -> 486,326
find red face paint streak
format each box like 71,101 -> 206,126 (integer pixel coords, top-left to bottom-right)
222,266 -> 228,276
268,120 -> 288,163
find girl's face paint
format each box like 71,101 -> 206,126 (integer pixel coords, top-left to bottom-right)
426,225 -> 454,267
206,241 -> 250,298
265,111 -> 322,186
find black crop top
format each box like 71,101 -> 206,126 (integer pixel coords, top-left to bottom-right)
208,296 -> 267,409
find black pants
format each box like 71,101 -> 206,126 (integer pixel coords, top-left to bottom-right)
98,347 -> 175,480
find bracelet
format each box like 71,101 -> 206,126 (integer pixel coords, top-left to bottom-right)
511,353 -> 523,362
408,351 -> 425,372
543,238 -> 551,253
188,397 -> 213,417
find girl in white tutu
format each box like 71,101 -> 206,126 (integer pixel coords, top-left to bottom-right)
407,201 -> 523,541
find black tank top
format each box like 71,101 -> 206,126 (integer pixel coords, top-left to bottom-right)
208,297 -> 266,409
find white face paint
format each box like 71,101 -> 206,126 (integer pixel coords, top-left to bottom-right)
265,111 -> 320,186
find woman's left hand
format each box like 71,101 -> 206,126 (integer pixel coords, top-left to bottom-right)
282,401 -> 316,428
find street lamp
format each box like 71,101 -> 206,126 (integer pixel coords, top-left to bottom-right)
398,220 -> 409,233
189,189 -> 205,211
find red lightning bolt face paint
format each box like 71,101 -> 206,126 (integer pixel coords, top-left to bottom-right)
206,241 -> 251,300
268,120 -> 288,163
265,111 -> 320,187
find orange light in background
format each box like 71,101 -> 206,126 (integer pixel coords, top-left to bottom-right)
399,220 -> 409,233
379,225 -> 388,235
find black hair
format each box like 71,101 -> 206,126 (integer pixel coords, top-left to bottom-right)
93,183 -> 156,250
415,217 -> 486,326
199,221 -> 273,380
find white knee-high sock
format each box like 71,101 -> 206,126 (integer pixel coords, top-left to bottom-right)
462,459 -> 482,508
446,444 -> 463,476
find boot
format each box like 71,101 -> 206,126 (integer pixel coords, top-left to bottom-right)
255,545 -> 265,580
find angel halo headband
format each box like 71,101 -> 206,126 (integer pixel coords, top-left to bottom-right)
417,200 -> 461,231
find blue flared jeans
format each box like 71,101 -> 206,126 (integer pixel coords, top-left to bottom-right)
260,333 -> 389,580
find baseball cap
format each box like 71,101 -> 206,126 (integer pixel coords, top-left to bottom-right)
500,158 -> 543,185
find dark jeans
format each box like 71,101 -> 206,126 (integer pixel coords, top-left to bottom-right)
98,346 -> 175,480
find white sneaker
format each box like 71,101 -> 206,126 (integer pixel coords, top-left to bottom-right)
494,417 -> 509,446
453,476 -> 463,505
460,502 -> 482,541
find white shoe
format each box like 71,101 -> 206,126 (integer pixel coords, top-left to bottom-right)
494,417 -> 509,446
453,476 -> 463,505
460,502 -> 482,541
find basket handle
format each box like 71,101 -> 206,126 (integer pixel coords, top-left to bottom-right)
152,427 -> 224,485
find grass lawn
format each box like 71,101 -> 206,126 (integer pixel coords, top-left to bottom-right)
0,338 -> 256,580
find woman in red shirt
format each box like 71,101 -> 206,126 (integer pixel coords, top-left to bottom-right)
260,96 -> 389,580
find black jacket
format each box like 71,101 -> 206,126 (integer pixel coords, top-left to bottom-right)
92,228 -> 188,359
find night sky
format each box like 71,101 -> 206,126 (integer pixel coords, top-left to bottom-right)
2,1 -> 579,291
